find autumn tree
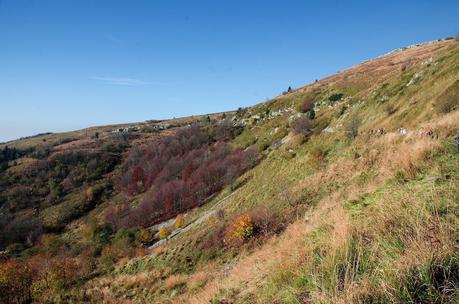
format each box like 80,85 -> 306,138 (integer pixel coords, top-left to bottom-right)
30,257 -> 81,303
0,260 -> 34,303
128,165 -> 145,195
113,125 -> 258,229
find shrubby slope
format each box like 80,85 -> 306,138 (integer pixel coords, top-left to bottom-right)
0,38 -> 458,303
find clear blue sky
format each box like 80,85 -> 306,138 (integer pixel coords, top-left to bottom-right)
1,0 -> 458,142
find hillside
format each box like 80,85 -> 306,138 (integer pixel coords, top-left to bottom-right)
0,38 -> 458,304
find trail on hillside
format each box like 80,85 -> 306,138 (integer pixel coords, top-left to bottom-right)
148,187 -> 242,249
183,187 -> 349,304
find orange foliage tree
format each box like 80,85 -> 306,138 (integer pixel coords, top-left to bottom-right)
225,213 -> 254,244
0,260 -> 34,303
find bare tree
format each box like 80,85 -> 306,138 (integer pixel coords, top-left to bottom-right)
345,114 -> 361,139
301,96 -> 315,113
292,116 -> 312,136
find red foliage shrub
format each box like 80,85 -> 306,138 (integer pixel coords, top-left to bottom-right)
214,119 -> 234,141
127,165 -> 145,195
114,125 -> 258,228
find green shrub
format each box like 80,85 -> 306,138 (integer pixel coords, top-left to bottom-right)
384,104 -> 397,115
99,254 -> 115,272
136,228 -> 154,244
92,226 -> 112,246
112,228 -> 138,247
41,234 -> 69,257
329,93 -> 344,103
5,243 -> 25,257
41,193 -> 91,229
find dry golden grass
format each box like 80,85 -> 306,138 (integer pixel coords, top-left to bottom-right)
81,41 -> 458,303
119,272 -> 150,289
187,270 -> 210,291
91,115 -> 455,302
152,246 -> 165,257
184,189 -> 351,303
425,110 -> 459,136
116,257 -> 130,268
164,274 -> 188,290
296,40 -> 457,96
355,127 -> 447,181
185,109 -> 456,303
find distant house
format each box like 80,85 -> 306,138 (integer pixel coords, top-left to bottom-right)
111,127 -> 138,134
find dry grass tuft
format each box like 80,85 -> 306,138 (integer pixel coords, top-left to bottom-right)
164,274 -> 188,290
152,246 -> 165,257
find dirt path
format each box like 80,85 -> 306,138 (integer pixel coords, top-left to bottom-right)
148,187 -> 242,249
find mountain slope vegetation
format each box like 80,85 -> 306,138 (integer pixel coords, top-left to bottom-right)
0,38 -> 458,303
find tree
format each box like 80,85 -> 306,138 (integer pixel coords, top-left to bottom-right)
0,260 -> 35,304
128,166 -> 145,195
115,125 -> 259,229
301,97 -> 314,113
345,114 -> 361,139
214,120 -> 233,141
202,115 -> 211,126
225,213 -> 254,244
242,147 -> 258,169
300,96 -> 316,120
175,214 -> 184,228
30,257 -> 81,303
291,116 -> 312,136
159,227 -> 172,239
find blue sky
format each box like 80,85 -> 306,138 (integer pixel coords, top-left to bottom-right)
0,0 -> 458,142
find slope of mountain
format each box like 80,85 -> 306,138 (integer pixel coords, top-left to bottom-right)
0,38 -> 458,304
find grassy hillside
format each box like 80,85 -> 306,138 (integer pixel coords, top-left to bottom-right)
0,38 -> 458,304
